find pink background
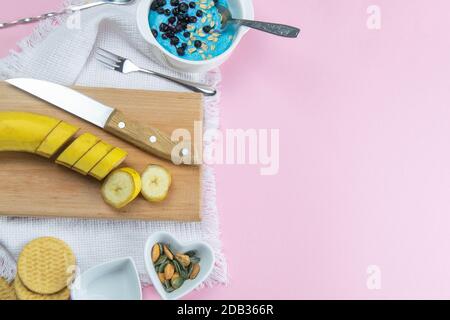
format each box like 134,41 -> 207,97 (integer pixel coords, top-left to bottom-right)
3,0 -> 450,299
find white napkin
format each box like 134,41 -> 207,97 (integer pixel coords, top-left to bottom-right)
0,0 -> 226,286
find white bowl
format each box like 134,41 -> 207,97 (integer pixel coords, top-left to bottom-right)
137,0 -> 254,73
144,232 -> 215,300
71,257 -> 142,300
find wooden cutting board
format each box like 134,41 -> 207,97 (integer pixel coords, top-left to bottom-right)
0,82 -> 203,221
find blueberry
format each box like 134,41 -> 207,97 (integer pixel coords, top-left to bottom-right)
196,10 -> 203,17
203,26 -> 212,33
162,33 -> 168,39
170,37 -> 180,46
175,24 -> 184,32
177,13 -> 186,20
164,9 -> 171,16
170,0 -> 179,6
179,2 -> 189,13
168,16 -> 176,24
159,23 -> 169,32
194,40 -> 202,48
157,0 -> 166,6
166,31 -> 175,38
181,43 -> 188,49
157,7 -> 165,14
172,7 -> 179,15
181,22 -> 188,29
151,29 -> 158,37
189,16 -> 197,23
189,2 -> 196,8
183,31 -> 191,38
177,47 -> 186,56
151,1 -> 159,11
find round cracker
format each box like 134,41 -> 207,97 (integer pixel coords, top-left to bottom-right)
0,277 -> 16,300
14,276 -> 70,300
17,237 -> 76,294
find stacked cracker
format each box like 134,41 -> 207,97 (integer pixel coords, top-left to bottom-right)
0,237 -> 75,300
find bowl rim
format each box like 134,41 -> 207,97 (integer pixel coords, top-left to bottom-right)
137,0 -> 255,66
144,231 -> 215,300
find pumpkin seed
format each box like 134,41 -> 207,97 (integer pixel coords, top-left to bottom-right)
184,250 -> 197,257
151,244 -> 161,263
175,253 -> 191,268
187,263 -> 194,277
154,254 -> 168,267
164,263 -> 175,280
190,263 -> 201,280
158,272 -> 165,284
174,259 -> 189,279
164,279 -> 175,293
163,244 -> 174,260
190,256 -> 201,264
165,286 -> 175,293
158,261 -> 168,273
171,276 -> 185,289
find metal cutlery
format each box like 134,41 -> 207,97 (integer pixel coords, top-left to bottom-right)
217,4 -> 300,38
5,78 -> 193,165
0,0 -> 134,29
95,48 -> 217,96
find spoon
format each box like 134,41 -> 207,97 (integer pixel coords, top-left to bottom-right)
0,0 -> 134,29
217,4 -> 300,38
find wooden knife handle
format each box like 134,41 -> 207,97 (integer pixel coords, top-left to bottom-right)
105,110 -> 189,164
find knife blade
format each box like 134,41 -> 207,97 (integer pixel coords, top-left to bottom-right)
5,78 -> 192,165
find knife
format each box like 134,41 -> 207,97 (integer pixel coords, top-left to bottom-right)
5,78 -> 192,165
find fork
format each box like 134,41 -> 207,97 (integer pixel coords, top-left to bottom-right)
95,48 -> 217,96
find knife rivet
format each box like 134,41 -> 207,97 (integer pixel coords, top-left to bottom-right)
181,148 -> 189,156
118,122 -> 126,129
149,136 -> 157,143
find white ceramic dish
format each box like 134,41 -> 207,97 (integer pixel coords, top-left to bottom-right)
137,0 -> 254,73
144,231 -> 215,300
71,257 -> 142,300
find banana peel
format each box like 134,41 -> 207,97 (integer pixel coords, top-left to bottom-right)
0,112 -> 61,153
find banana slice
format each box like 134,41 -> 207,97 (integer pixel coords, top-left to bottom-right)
36,122 -> 79,158
73,141 -> 113,175
101,167 -> 141,209
89,147 -> 128,181
141,165 -> 172,202
56,133 -> 100,168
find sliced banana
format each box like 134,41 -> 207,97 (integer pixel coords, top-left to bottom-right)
101,167 -> 141,209
73,141 -> 113,175
36,121 -> 79,158
89,147 -> 128,181
56,133 -> 100,168
141,165 -> 172,202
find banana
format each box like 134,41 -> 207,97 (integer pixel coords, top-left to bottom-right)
89,147 -> 128,181
141,165 -> 172,202
0,112 -> 61,154
101,167 -> 141,209
36,122 -> 79,158
56,133 -> 100,168
73,141 -> 113,175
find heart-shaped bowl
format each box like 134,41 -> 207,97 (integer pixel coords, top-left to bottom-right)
144,232 -> 215,300
71,257 -> 142,300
